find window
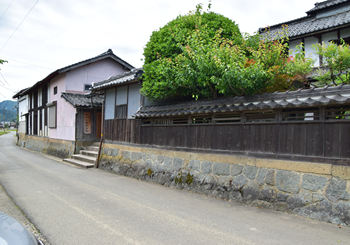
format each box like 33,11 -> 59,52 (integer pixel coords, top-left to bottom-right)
173,117 -> 188,125
326,106 -> 350,120
53,86 -> 57,95
142,119 -> 151,125
245,111 -> 276,123
282,108 -> 319,121
84,84 -> 92,91
115,104 -> 127,119
213,114 -> 241,124
192,116 -> 212,124
154,118 -> 169,125
47,101 -> 57,128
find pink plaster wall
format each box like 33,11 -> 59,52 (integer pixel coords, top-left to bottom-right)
49,73 -> 76,141
47,58 -> 128,141
65,58 -> 126,92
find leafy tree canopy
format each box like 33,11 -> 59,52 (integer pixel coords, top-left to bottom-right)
143,3 -> 242,65
142,4 -> 315,101
313,40 -> 350,86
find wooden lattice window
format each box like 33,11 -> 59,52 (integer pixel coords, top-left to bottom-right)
142,119 -> 151,125
282,108 -> 319,121
213,114 -> 241,123
192,115 -> 212,124
173,117 -> 188,125
154,118 -> 169,125
245,111 -> 276,122
326,106 -> 350,120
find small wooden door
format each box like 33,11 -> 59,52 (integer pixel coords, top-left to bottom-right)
96,112 -> 102,139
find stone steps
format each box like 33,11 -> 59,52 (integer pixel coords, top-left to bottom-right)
80,150 -> 98,158
63,158 -> 95,168
63,142 -> 100,168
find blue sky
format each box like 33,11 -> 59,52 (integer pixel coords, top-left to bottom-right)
0,0 -> 318,101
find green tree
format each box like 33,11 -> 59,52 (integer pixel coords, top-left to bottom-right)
313,40 -> 350,85
143,3 -> 242,65
142,5 -> 315,101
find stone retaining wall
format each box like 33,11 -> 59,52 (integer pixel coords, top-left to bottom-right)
19,135 -> 75,159
99,143 -> 350,227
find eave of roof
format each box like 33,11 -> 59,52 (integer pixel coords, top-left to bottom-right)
18,49 -> 134,97
260,10 -> 350,39
61,92 -> 103,108
134,84 -> 350,118
306,0 -> 349,14
259,0 -> 350,39
91,68 -> 144,91
12,87 -> 30,99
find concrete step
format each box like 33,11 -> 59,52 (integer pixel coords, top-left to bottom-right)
86,146 -> 99,152
72,154 -> 96,164
63,158 -> 94,168
80,150 -> 98,157
92,142 -> 100,147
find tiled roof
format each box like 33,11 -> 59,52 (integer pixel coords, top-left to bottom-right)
58,49 -> 134,73
306,0 -> 348,13
134,84 -> 350,118
17,49 -> 134,97
61,93 -> 103,108
91,68 -> 144,91
259,0 -> 350,39
261,10 -> 350,39
12,87 -> 30,99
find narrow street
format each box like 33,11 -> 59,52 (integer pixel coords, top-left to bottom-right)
0,132 -> 349,245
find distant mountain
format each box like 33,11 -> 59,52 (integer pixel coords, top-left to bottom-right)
0,100 -> 17,122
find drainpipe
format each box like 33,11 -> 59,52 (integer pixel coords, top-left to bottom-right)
95,96 -> 104,168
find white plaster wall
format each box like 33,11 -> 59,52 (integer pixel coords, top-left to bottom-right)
304,36 -> 319,67
19,121 -> 26,134
105,88 -> 115,120
289,39 -> 303,56
116,86 -> 127,105
18,96 -> 28,135
65,59 -> 126,93
128,84 -> 141,119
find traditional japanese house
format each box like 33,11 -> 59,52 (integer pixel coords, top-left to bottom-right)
12,49 -> 134,158
259,0 -> 350,66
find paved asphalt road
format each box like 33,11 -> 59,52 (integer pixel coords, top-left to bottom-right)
0,132 -> 350,245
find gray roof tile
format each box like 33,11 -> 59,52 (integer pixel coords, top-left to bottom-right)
260,0 -> 350,39
307,0 -> 348,13
134,85 -> 350,118
61,93 -> 103,108
91,68 -> 143,91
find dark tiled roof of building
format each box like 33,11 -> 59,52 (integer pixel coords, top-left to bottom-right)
91,68 -> 144,91
12,87 -> 30,99
307,0 -> 348,13
17,49 -> 134,97
259,0 -> 350,39
261,11 -> 350,39
134,85 -> 350,118
61,93 -> 103,108
58,49 -> 134,73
